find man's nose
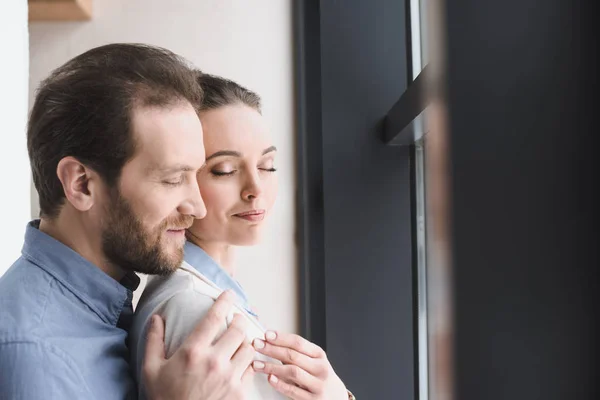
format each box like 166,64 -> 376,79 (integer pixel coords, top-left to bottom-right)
179,181 -> 207,219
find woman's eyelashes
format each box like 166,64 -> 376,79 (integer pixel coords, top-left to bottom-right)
210,165 -> 277,177
211,169 -> 236,177
260,167 -> 277,172
258,158 -> 277,173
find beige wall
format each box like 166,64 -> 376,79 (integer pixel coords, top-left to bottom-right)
28,0 -> 298,334
0,0 -> 30,277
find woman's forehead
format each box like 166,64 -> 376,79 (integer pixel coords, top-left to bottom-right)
201,105 -> 272,155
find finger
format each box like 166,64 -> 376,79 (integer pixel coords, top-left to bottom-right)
230,340 -> 256,379
253,361 -> 320,392
213,314 -> 249,359
241,364 -> 256,388
264,331 -> 324,359
268,374 -> 312,400
185,290 -> 235,347
142,315 -> 166,378
253,339 -> 321,376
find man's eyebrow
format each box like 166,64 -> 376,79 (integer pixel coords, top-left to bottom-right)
262,146 -> 277,155
205,150 -> 242,162
148,164 -> 195,174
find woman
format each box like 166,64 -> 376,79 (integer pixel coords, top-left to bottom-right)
132,73 -> 354,399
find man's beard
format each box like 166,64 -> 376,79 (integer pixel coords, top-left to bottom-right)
101,191 -> 193,276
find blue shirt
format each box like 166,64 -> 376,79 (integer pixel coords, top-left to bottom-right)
183,241 -> 256,317
0,221 -> 140,399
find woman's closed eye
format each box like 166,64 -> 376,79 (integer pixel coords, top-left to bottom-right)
259,167 -> 277,173
258,158 -> 277,173
210,160 -> 277,177
210,169 -> 236,177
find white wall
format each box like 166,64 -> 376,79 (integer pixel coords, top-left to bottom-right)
29,0 -> 298,334
0,1 -> 30,277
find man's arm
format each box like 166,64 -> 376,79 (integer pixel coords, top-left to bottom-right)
0,340 -> 91,399
141,290 -> 256,400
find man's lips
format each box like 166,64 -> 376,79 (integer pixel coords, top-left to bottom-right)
166,224 -> 191,235
233,209 -> 266,222
166,228 -> 186,236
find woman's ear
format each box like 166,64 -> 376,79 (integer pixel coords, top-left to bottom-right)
56,156 -> 102,212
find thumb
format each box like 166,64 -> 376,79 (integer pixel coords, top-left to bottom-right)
143,314 -> 166,377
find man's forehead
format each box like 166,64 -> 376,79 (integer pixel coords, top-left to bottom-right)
129,104 -> 205,172
130,137 -> 205,175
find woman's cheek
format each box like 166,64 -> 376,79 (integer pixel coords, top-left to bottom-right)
199,185 -> 221,213
266,176 -> 279,209
200,182 -> 236,215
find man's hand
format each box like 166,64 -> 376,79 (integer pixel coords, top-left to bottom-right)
142,290 -> 256,400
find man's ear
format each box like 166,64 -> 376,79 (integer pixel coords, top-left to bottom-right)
56,156 -> 103,212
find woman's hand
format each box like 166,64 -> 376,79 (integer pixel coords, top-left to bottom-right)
252,331 -> 348,400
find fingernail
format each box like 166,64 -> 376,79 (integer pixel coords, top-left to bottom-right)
253,361 -> 265,369
265,331 -> 277,341
269,375 -> 278,384
253,339 -> 265,349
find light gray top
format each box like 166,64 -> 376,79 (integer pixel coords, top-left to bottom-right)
130,241 -> 286,400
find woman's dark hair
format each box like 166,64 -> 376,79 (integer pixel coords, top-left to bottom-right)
28,43 -> 203,219
196,72 -> 262,113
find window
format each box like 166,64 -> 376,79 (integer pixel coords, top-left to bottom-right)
411,1 -> 431,399
415,137 -> 430,400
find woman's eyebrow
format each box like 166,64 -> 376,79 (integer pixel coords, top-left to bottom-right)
262,146 -> 277,155
205,150 -> 242,161
206,147 -> 277,161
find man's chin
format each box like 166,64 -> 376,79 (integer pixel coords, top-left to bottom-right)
141,258 -> 181,276
162,245 -> 185,268
130,245 -> 184,276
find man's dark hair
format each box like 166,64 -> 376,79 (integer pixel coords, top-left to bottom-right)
28,43 -> 203,219
196,72 -> 262,113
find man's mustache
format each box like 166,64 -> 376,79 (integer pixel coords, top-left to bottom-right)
163,215 -> 195,230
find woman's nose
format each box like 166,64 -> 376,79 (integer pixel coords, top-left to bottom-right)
241,174 -> 262,201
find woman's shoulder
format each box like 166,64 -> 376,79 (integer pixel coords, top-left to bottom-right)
139,263 -> 217,305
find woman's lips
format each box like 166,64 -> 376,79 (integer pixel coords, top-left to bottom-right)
233,210 -> 266,222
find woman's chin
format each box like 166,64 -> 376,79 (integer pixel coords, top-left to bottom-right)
231,233 -> 263,247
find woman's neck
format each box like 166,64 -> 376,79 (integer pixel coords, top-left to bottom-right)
187,234 -> 235,276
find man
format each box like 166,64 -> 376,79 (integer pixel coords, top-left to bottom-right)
0,43 -> 255,399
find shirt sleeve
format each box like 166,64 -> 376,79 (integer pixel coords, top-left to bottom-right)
136,288 -> 288,400
135,289 -> 226,400
161,289 -> 226,359
0,340 -> 92,399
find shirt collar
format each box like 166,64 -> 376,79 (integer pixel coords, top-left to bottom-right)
20,220 -> 140,326
183,241 -> 249,307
